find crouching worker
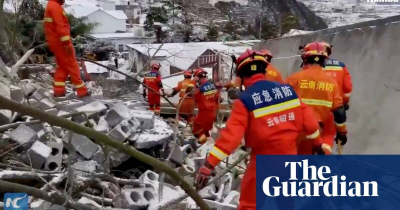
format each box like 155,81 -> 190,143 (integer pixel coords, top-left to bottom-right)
195,50 -> 325,210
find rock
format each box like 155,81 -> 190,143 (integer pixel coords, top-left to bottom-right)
64,132 -> 99,159
129,110 -> 155,130
113,188 -> 155,209
26,141 -> 52,169
72,160 -> 97,176
94,116 -> 110,133
31,87 -> 51,101
44,142 -> 63,171
10,85 -> 24,103
105,102 -> 130,128
10,124 -> 37,148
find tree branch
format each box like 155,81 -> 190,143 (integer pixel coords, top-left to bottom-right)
0,95 -> 210,210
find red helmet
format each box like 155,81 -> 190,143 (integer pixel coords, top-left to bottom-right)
319,41 -> 332,56
183,70 -> 192,77
193,68 -> 207,78
301,42 -> 328,60
235,50 -> 268,76
151,63 -> 161,70
260,49 -> 273,59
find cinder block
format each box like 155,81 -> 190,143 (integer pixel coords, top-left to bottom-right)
92,148 -> 105,166
129,110 -> 155,130
19,79 -> 37,96
180,144 -> 193,160
10,124 -> 38,148
44,142 -> 63,171
57,110 -> 70,117
94,116 -> 110,133
107,121 -> 132,142
31,87 -> 51,102
45,108 -> 58,116
10,85 -> 24,103
31,200 -> 66,210
65,132 -> 99,159
139,170 -> 159,185
105,102 -> 130,128
133,106 -> 147,111
75,101 -> 108,117
199,183 -> 218,200
169,143 -> 184,164
25,99 -> 38,108
113,188 -> 155,209
39,98 -> 57,110
72,160 -> 97,176
56,100 -> 84,111
53,92 -> 77,102
223,190 -> 240,206
52,126 -> 63,137
26,141 -> 52,169
109,147 -> 130,167
176,164 -> 196,176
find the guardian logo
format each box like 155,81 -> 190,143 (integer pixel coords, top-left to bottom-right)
263,159 -> 379,197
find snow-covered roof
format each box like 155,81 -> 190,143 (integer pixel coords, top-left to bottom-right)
126,42 -> 254,70
65,0 -> 101,7
89,33 -> 153,39
85,61 -> 109,74
65,5 -> 127,20
282,29 -> 313,37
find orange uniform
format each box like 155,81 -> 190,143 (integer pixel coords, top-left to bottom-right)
323,59 -> 353,105
206,74 -> 322,209
286,65 -> 347,154
44,0 -> 88,97
143,70 -> 163,114
172,78 -> 196,125
192,78 -> 220,144
234,65 -> 284,89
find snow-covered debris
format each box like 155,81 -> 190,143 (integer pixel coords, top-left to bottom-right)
132,117 -> 174,149
10,124 -> 38,148
25,141 -> 52,169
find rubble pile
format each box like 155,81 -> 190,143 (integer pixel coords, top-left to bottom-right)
0,78 -> 247,209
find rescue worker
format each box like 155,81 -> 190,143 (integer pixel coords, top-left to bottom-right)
195,50 -> 325,209
44,0 -> 90,97
166,70 -> 196,126
286,42 -> 348,155
234,49 -> 284,89
320,41 -> 353,111
191,68 -> 220,144
260,49 -> 285,83
143,63 -> 164,115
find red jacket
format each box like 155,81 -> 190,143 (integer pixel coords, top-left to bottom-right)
265,64 -> 284,83
194,78 -> 220,112
44,0 -> 71,45
143,70 -> 163,94
206,74 -> 322,167
323,59 -> 352,105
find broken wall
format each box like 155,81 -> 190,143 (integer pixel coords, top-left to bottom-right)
253,16 -> 400,154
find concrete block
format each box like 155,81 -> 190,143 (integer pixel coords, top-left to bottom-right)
26,141 -> 52,169
133,106 -> 147,111
44,142 -> 63,171
105,102 -> 130,128
223,190 -> 240,206
180,144 -> 193,160
75,101 -> 108,117
52,126 -> 63,137
139,170 -> 159,185
176,164 -> 196,177
169,143 -> 184,164
56,100 -> 84,111
204,199 -> 237,210
107,121 -> 132,142
217,173 -> 235,200
133,118 -> 173,149
65,132 -> 99,159
10,124 -> 38,148
57,110 -> 70,117
199,183 -> 218,200
19,79 -> 37,96
31,200 -> 66,210
113,188 -> 155,209
92,148 -> 105,166
45,108 -> 58,116
109,147 -> 130,167
129,110 -> 155,130
39,98 -> 57,110
10,85 -> 24,103
26,99 -> 38,108
72,160 -> 97,176
94,116 -> 110,133
53,92 -> 77,102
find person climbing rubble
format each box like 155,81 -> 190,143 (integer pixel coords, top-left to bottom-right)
260,49 -> 285,83
286,42 -> 348,155
166,70 -> 196,126
320,41 -> 353,111
191,68 -> 220,145
143,63 -> 165,115
44,0 -> 90,98
233,49 -> 284,90
195,50 -> 325,209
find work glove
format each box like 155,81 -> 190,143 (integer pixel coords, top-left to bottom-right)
344,104 -> 350,111
195,162 -> 214,190
313,144 -> 325,155
335,132 -> 347,146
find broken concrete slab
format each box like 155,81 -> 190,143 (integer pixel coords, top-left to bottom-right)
105,102 -> 130,128
168,143 -> 184,165
113,188 -> 155,209
107,121 -> 132,142
128,110 -> 155,130
53,92 -> 77,102
94,116 -> 110,133
64,132 -> 99,159
44,142 -> 63,171
10,124 -> 38,148
56,100 -> 84,111
72,160 -> 97,176
10,85 -> 24,103
133,118 -> 173,149
75,101 -> 108,117
26,141 -> 52,169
